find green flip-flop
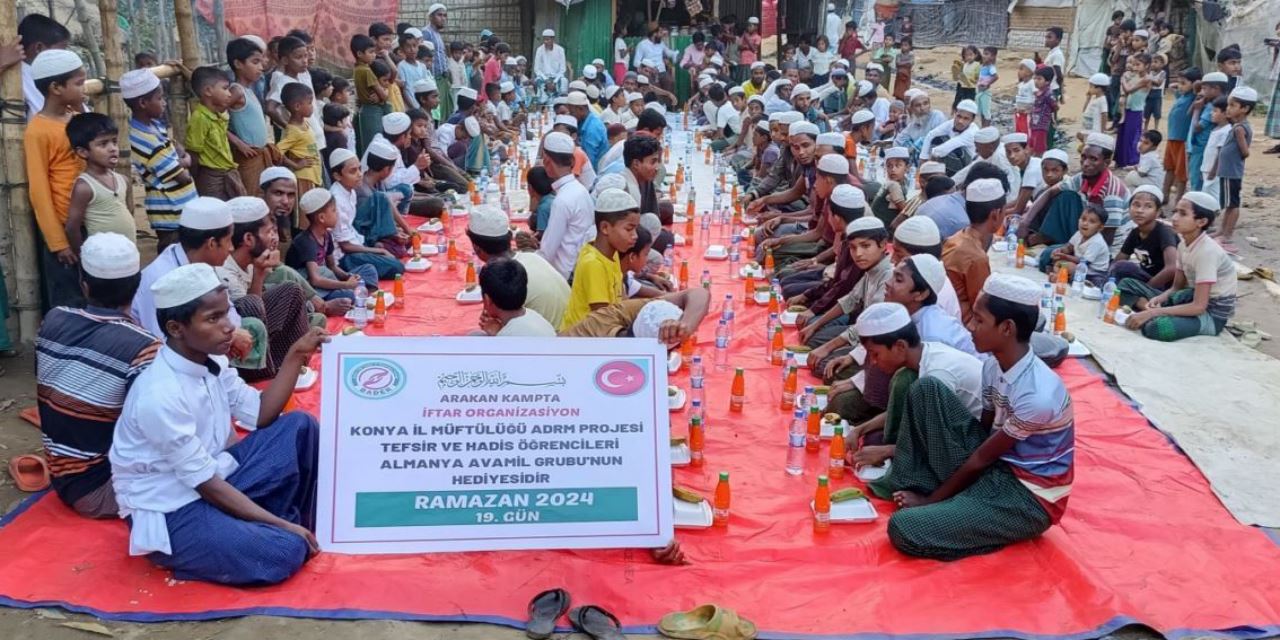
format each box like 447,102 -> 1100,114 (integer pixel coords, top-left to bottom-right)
658,604 -> 758,640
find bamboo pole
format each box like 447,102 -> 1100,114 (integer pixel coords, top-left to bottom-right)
170,0 -> 202,145
84,63 -> 186,96
0,1 -> 40,342
73,0 -> 108,77
98,0 -> 135,231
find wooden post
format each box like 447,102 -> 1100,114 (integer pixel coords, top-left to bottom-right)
73,0 -> 108,77
98,0 -> 133,217
0,1 -> 40,342
170,0 -> 202,145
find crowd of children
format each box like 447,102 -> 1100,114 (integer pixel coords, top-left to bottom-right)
2,3 -> 1269,588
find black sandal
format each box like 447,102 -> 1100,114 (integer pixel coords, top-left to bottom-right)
569,605 -> 626,640
525,588 -> 570,640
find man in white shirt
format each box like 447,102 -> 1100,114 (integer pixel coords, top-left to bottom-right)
921,99 -> 979,172
952,127 -> 1022,197
477,258 -> 557,337
533,29 -> 568,97
111,263 -> 326,585
535,132 -> 596,278
825,3 -> 844,52
1001,133 -> 1045,215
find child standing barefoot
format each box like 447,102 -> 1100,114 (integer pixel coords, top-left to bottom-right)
1116,53 -> 1151,166
975,47 -> 999,127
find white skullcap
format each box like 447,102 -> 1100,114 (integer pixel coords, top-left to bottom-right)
1230,86 -> 1259,102
756,121 -> 771,133
119,69 -> 160,99
500,81 -> 515,93
259,166 -> 295,187
457,87 -> 478,101
983,273 -> 1042,307
464,116 -> 481,138
789,121 -> 819,137
1182,191 -> 1220,212
773,78 -> 793,89
974,127 -> 1000,144
850,109 -> 875,125
180,197 -> 232,230
592,58 -> 605,66
748,17 -> 760,24
1042,149 -> 1070,165
242,35 -> 267,52
412,77 -> 438,94
329,147 -> 357,170
383,112 -> 411,135
710,54 -> 725,66
818,153 -> 849,174
404,27 -> 423,39
728,85 -> 745,96
428,3 -> 447,15
595,187 -> 639,213
831,184 -> 867,209
516,55 -> 526,63
791,83 -> 811,97
816,132 -> 846,147
300,188 -> 334,215
31,50 -> 83,80
1132,184 -> 1164,204
751,60 -> 766,69
1133,29 -> 1150,39
468,205 -> 510,237
828,2 -> 836,9
845,216 -> 884,236
866,63 -> 884,73
226,196 -> 269,224
854,302 -> 911,337
966,178 -> 1005,203
834,58 -> 851,68
544,131 -> 575,154
831,68 -> 848,78
424,41 -> 436,52
895,216 -> 941,246
645,102 -> 666,114
857,80 -> 876,97
955,99 -> 978,114
152,263 -> 223,310
1085,132 -> 1116,152
1089,73 -> 1111,86
638,212 -> 662,235
633,300 -> 683,340
767,112 -> 786,123
583,65 -> 598,79
604,85 -> 621,100
553,114 -> 579,129
777,110 -> 804,124
367,138 -> 399,161
1202,71 -> 1228,84
884,146 -> 909,161
904,88 -> 926,101
542,29 -> 556,37
642,58 -> 662,69
1002,132 -> 1028,145
636,74 -> 650,84
919,161 -> 947,175
909,254 -> 947,295
1021,59 -> 1037,72
698,77 -> 713,89
585,85 -> 600,99
627,92 -> 644,103
593,173 -> 627,197
80,232 -> 140,279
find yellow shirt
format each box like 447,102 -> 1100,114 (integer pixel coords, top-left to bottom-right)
185,103 -> 237,171
561,243 -> 623,331
278,123 -> 322,186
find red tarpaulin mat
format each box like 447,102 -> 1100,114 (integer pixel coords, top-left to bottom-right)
3,224 -> 1280,639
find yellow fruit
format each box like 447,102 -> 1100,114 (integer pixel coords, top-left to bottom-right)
670,437 -> 687,447
831,488 -> 865,503
673,486 -> 705,503
341,326 -> 360,335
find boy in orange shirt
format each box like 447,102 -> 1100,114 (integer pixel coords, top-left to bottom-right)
24,49 -> 88,308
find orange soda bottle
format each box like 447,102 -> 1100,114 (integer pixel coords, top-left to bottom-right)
744,273 -> 756,299
770,326 -> 785,365
780,367 -> 798,411
411,232 -> 422,256
764,248 -> 775,275
465,261 -> 477,287
814,475 -> 831,533
689,416 -> 704,467
713,471 -> 730,526
829,426 -> 846,479
392,274 -> 405,308
731,183 -> 739,201
684,213 -> 695,240
676,164 -> 684,185
730,368 -> 745,412
719,172 -> 726,190
1055,265 -> 1069,296
767,291 -> 779,315
1054,300 -> 1067,335
669,182 -> 677,200
679,260 -> 690,289
1015,240 -> 1026,269
806,406 -> 822,452
680,335 -> 695,363
704,147 -> 712,163
373,291 -> 387,327
440,209 -> 451,233
447,240 -> 458,270
1103,291 -> 1121,324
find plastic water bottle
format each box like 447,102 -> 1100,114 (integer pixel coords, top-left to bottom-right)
714,320 -> 730,371
436,232 -> 447,255
1005,216 -> 1020,267
690,355 -> 705,406
1072,260 -> 1088,295
721,294 -> 735,340
786,409 -> 807,476
700,214 -> 711,245
767,312 -> 779,340
799,385 -> 815,412
1099,277 -> 1118,318
352,282 -> 369,330
728,235 -> 741,279
663,247 -> 674,269
689,398 -> 704,429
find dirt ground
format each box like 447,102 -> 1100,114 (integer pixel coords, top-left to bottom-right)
1,45 -> 1278,639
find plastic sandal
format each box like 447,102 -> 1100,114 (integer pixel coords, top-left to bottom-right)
8,455 -> 50,492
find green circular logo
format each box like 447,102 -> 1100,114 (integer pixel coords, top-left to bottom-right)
345,360 -> 407,399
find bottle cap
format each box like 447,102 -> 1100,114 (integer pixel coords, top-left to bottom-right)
719,471 -> 730,481
818,475 -> 829,485
833,426 -> 844,435
735,367 -> 744,374
809,406 -> 819,413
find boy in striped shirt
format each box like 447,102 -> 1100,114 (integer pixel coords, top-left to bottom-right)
122,68 -> 197,251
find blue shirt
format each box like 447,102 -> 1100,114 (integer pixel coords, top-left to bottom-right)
1166,89 -> 1194,142
578,112 -> 609,168
534,193 -> 557,233
1189,105 -> 1213,152
917,192 -> 971,241
912,304 -> 977,356
423,26 -> 449,77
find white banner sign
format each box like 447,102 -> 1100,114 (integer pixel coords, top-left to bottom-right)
316,336 -> 674,554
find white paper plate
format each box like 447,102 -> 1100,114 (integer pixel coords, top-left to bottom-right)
815,391 -> 829,410
781,311 -> 800,326
741,215 -> 759,226
992,240 -> 1010,252
856,460 -> 891,482
740,265 -> 766,279
1113,309 -> 1132,325
417,220 -> 444,233
510,210 -> 531,221
704,245 -> 728,260
820,418 -> 848,439
670,443 -> 691,467
673,214 -> 689,224
667,351 -> 682,374
416,244 -> 441,256
1081,284 -> 1102,300
450,207 -> 470,217
405,258 -> 432,273
812,498 -> 879,523
295,366 -> 318,391
674,498 -> 713,529
674,233 -> 687,246
668,387 -> 687,412
344,309 -> 367,322
753,292 -> 771,305
786,350 -> 810,367
456,288 -> 483,304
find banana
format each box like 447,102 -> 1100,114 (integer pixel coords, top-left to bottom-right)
673,486 -> 705,503
341,326 -> 360,335
831,488 -> 865,503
